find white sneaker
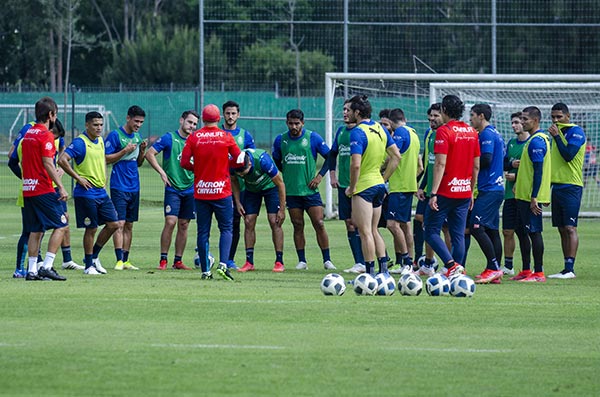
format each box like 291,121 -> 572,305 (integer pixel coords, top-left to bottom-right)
84,267 -> 100,275
323,260 -> 336,270
62,261 -> 84,270
93,258 -> 107,274
390,264 -> 412,275
501,266 -> 515,276
344,263 -> 366,274
295,261 -> 308,270
548,270 -> 576,279
418,265 -> 435,277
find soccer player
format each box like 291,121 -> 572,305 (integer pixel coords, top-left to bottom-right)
468,104 -> 506,284
221,100 -> 256,270
180,104 -> 245,281
512,106 -> 551,283
20,97 -> 68,281
502,112 -> 531,276
145,110 -> 199,271
272,109 -> 336,271
105,105 -> 147,270
423,95 -> 480,278
58,112 -> 120,275
384,108 -> 421,275
329,100 -> 365,274
344,95 -> 401,276
547,102 -> 586,279
233,148 -> 286,272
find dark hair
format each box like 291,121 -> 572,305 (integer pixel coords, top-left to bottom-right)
52,118 -> 65,138
389,108 -> 406,123
85,111 -> 103,123
522,106 -> 542,121
35,96 -> 58,122
286,109 -> 304,121
441,95 -> 465,119
510,111 -> 522,119
378,108 -> 391,119
551,102 -> 569,114
222,100 -> 240,112
181,110 -> 200,120
348,95 -> 372,119
427,103 -> 441,115
127,105 -> 145,118
471,103 -> 492,121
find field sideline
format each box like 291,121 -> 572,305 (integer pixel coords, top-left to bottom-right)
0,200 -> 598,396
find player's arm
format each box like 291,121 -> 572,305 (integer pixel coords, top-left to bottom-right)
180,138 -> 194,171
42,156 -> 67,200
105,132 -> 137,164
145,145 -> 171,187
328,133 -> 340,188
308,133 -> 330,189
271,135 -> 283,171
382,130 -> 401,182
136,139 -> 147,167
271,173 -> 286,226
8,146 -> 21,179
58,151 -> 93,190
231,176 -> 244,216
551,128 -> 585,162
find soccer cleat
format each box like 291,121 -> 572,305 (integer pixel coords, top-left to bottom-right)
295,261 -> 308,270
238,261 -> 255,272
114,260 -> 124,270
490,277 -> 501,284
509,270 -> 532,281
13,268 -> 27,278
84,267 -> 101,275
216,263 -> 234,281
38,267 -> 67,281
123,261 -> 139,270
157,259 -> 168,271
501,266 -> 515,276
61,261 -> 84,271
172,261 -> 192,270
201,272 -> 213,280
475,269 -> 503,284
518,271 -> 546,283
323,260 -> 336,270
25,272 -> 49,281
272,261 -> 285,272
343,263 -> 366,274
418,265 -> 435,277
93,258 -> 107,274
548,270 -> 576,279
226,260 -> 238,270
444,263 -> 464,278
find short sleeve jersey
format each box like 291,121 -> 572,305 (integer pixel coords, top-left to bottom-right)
242,148 -> 279,193
21,124 -> 57,197
151,131 -> 194,192
504,137 -> 528,199
477,125 -> 505,192
331,125 -> 353,188
105,126 -> 143,192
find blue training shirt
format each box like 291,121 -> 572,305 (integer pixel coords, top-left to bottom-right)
105,127 -> 141,192
392,126 -> 411,154
478,125 -> 505,192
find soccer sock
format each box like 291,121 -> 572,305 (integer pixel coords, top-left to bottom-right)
246,248 -> 254,265
348,231 -> 364,264
413,219 -> 424,259
488,229 -> 503,264
28,256 -> 38,274
297,249 -> 306,263
425,257 -> 434,267
377,257 -> 388,274
530,232 -> 544,273
365,261 -> 375,276
16,233 -> 28,270
123,250 -> 130,262
61,245 -> 73,263
160,253 -> 168,262
174,255 -> 182,263
115,248 -> 124,262
230,215 -> 241,261
402,254 -> 413,267
462,233 -> 471,266
471,227 -> 499,270
321,248 -> 331,262
515,227 -> 531,271
395,252 -> 403,265
84,254 -> 94,269
42,252 -> 56,270
504,257 -> 514,270
37,250 -> 43,263
92,243 -> 102,259
565,257 -> 575,272
275,251 -> 283,264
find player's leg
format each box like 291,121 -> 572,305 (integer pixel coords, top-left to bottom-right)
519,201 -> 546,283
305,193 -> 333,269
110,188 -> 126,265
228,190 -> 244,270
287,196 -> 308,269
195,199 -> 213,277
239,189 -> 261,272
121,191 -> 139,268
351,194 -> 376,275
213,196 -> 235,281
32,193 -> 68,280
424,198 -> 454,275
339,187 -> 364,274
158,215 -> 177,269
263,187 -> 284,272
549,186 -> 581,279
502,199 -> 517,275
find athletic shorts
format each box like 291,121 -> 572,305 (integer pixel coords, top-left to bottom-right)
502,198 -> 518,230
164,189 -> 195,219
469,190 -> 503,230
356,184 -> 386,208
516,199 -> 543,233
74,195 -> 118,228
286,193 -> 323,210
337,187 -> 352,220
244,187 -> 280,215
111,189 -> 140,222
551,185 -> 582,227
385,192 -> 414,222
415,196 -> 430,216
55,187 -> 68,213
23,192 -> 68,233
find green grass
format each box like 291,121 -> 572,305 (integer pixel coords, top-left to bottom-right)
0,201 -> 599,396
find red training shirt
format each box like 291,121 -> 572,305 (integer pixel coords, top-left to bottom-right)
21,123 -> 57,197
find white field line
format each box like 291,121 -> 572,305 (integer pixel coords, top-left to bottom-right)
388,347 -> 513,354
0,342 -> 25,347
151,343 -> 284,350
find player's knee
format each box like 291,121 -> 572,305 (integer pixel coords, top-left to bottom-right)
503,229 -> 514,238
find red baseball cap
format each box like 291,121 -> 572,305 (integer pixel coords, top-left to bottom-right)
202,104 -> 221,122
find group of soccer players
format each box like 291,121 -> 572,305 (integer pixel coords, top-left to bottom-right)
8,94 -> 585,283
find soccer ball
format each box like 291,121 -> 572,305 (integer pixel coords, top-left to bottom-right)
425,274 -> 451,296
398,273 -> 423,296
417,255 -> 438,271
353,273 -> 378,296
450,275 -> 476,298
375,273 -> 396,296
320,273 -> 346,296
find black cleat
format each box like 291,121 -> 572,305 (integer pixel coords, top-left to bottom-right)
201,272 -> 213,280
216,263 -> 234,281
38,267 -> 67,281
25,272 -> 50,281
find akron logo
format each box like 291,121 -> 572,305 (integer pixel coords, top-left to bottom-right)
61,215 -> 67,224
84,217 -> 91,226
165,205 -> 172,213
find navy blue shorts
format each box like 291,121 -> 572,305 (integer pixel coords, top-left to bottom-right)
502,198 -> 518,230
337,187 -> 352,220
55,187 -> 68,213
164,189 -> 195,219
469,190 -> 503,230
551,185 -> 582,227
356,184 -> 386,208
244,187 -> 280,215
23,193 -> 69,233
415,196 -> 429,216
286,192 -> 323,210
74,195 -> 118,228
385,192 -> 413,222
516,199 -> 543,233
111,189 -> 140,222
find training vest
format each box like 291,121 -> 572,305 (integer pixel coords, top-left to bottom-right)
280,131 -> 318,197
163,131 -> 194,191
74,133 -> 106,188
423,128 -> 436,195
504,137 -> 527,200
116,127 -> 142,161
355,122 -> 387,194
335,126 -> 352,188
551,123 -> 585,186
389,126 -> 420,193
515,132 -> 551,203
243,148 -> 276,193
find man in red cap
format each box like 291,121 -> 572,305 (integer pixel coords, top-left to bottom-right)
180,104 -> 245,281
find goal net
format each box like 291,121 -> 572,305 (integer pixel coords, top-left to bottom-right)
324,73 -> 600,217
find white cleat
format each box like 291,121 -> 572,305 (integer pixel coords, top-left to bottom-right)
62,261 -> 85,271
323,260 -> 336,270
501,266 -> 515,276
84,267 -> 101,275
548,270 -> 576,279
295,261 -> 308,270
343,263 -> 366,274
418,265 -> 435,277
93,258 -> 107,274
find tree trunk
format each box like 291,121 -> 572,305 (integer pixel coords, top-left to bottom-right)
57,27 -> 63,93
49,29 -> 57,92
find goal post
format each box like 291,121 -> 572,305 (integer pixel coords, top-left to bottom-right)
324,73 -> 600,218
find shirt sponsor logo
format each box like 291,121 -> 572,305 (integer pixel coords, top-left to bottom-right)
452,126 -> 473,133
338,144 -> 351,157
23,178 -> 39,192
447,177 -> 471,193
196,131 -> 225,139
284,153 -> 306,164
196,180 -> 226,195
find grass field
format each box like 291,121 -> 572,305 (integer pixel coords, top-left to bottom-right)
0,200 -> 599,396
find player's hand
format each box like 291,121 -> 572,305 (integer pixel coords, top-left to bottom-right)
124,143 -> 137,153
505,173 -> 516,182
57,187 -> 68,201
429,195 -> 438,211
330,174 -> 339,188
55,167 -> 65,178
139,140 -> 147,151
416,189 -> 425,201
530,198 -> 542,215
548,123 -> 559,137
308,174 -> 322,190
512,159 -> 520,168
160,172 -> 171,187
345,186 -> 355,198
469,196 -> 474,211
78,177 -> 93,190
276,208 -> 286,226
236,203 -> 246,217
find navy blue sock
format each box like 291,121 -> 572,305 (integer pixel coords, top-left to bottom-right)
115,248 -> 123,262
377,257 -> 388,274
297,249 -> 306,263
365,261 -> 375,276
276,251 -> 283,264
565,257 -> 575,272
402,253 -> 412,266
348,231 -> 364,264
174,255 -> 182,263
246,248 -> 254,264
61,246 -> 73,263
92,243 -> 102,258
160,253 -> 168,261
504,257 -> 513,270
395,252 -> 403,265
84,254 -> 94,269
413,219 -> 424,259
321,248 -> 331,262
123,250 -> 130,262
